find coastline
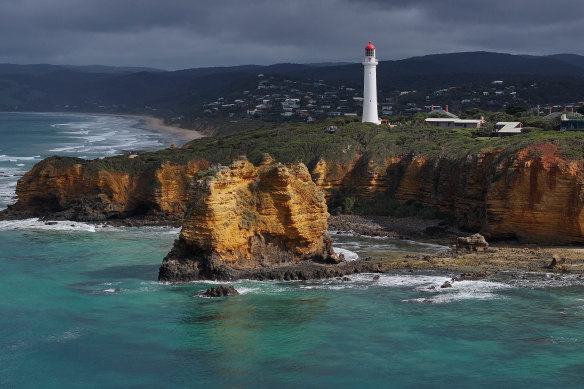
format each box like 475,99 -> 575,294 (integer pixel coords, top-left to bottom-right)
0,111 -> 206,143
329,214 -> 584,277
110,114 -> 205,143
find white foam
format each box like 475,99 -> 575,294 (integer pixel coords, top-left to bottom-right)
58,130 -> 90,135
298,273 -> 512,303
0,218 -> 97,232
333,247 -> 359,261
48,145 -> 85,152
235,286 -> 260,295
495,272 -> 584,289
0,154 -> 41,162
329,232 -> 450,256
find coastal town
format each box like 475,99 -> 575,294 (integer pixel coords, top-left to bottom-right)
196,71 -> 584,135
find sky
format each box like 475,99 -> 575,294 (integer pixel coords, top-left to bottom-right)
2,0 -> 584,70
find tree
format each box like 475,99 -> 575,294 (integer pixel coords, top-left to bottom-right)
505,106 -> 527,116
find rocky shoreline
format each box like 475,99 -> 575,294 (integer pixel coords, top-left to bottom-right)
5,210 -> 584,279
328,214 -> 584,277
157,211 -> 584,281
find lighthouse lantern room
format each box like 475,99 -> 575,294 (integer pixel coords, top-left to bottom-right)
362,41 -> 380,124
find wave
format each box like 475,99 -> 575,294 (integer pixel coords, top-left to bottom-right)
0,219 -> 184,236
0,219 -> 98,232
333,247 -> 359,261
59,130 -> 91,135
491,271 -> 584,289
298,273 -> 512,303
0,154 -> 41,162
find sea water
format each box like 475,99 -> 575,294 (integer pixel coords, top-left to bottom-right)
1,113 -> 584,388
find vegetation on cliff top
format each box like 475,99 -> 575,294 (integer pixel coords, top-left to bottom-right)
55,117 -> 584,178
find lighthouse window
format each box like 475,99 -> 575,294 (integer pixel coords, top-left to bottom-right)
366,49 -> 374,56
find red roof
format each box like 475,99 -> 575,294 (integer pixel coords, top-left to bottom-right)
365,41 -> 375,50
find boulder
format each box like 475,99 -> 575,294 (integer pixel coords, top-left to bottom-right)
440,281 -> 452,288
201,285 -> 240,297
456,233 -> 488,252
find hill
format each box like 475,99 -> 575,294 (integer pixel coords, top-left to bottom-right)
0,52 -> 583,127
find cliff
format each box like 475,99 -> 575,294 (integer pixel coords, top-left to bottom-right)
158,157 -> 338,281
4,121 -> 584,244
2,155 -> 209,224
309,142 -> 584,244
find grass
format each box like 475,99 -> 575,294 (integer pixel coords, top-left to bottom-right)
45,117 -> 584,181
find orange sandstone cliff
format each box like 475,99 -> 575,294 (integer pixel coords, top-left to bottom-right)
158,157 -> 338,281
4,142 -> 584,244
3,156 -> 209,224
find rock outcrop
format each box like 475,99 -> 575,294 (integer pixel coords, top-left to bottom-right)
457,234 -> 489,251
200,285 -> 240,297
1,156 -> 209,224
158,158 -> 339,281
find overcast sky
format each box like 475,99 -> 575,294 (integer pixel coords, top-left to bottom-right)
1,0 -> 583,70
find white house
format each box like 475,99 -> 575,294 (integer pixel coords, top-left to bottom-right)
425,117 -> 484,129
496,122 -> 522,136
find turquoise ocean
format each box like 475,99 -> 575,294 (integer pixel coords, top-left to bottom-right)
1,113 -> 584,388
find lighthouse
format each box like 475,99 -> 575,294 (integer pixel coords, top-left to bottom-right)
362,41 -> 380,124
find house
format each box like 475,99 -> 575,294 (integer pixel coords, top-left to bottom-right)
496,122 -> 522,136
561,113 -> 584,131
425,117 -> 484,129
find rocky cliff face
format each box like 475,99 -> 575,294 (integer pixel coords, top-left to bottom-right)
309,142 -> 584,244
158,157 -> 338,281
4,142 -> 584,244
3,156 -> 209,223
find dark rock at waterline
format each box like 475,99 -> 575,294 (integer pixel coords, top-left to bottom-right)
159,239 -> 387,282
546,255 -> 565,269
342,277 -> 351,282
372,274 -> 380,281
201,285 -> 240,297
453,271 -> 493,281
440,281 -> 452,288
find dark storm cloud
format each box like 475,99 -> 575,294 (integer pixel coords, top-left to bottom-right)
1,0 -> 583,69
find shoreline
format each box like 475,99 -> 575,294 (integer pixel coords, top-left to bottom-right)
329,214 -> 584,276
0,111 -> 206,144
109,114 -> 205,143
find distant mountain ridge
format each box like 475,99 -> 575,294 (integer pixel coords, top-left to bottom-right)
0,63 -> 162,76
0,51 -> 583,120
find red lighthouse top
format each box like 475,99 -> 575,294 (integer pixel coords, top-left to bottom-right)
365,41 -> 375,50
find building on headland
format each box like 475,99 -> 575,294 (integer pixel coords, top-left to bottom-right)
362,41 -> 380,124
496,121 -> 522,136
561,113 -> 584,131
428,105 -> 457,118
425,117 -> 484,129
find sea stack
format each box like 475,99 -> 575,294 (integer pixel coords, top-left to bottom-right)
158,156 -> 339,281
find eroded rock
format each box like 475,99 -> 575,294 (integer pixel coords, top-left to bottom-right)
457,234 -> 489,252
159,158 -> 339,282
201,285 -> 240,297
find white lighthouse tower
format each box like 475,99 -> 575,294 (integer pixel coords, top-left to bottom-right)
362,41 -> 380,124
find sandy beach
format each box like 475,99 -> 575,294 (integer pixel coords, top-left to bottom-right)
110,114 -> 205,143
1,111 -> 206,144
